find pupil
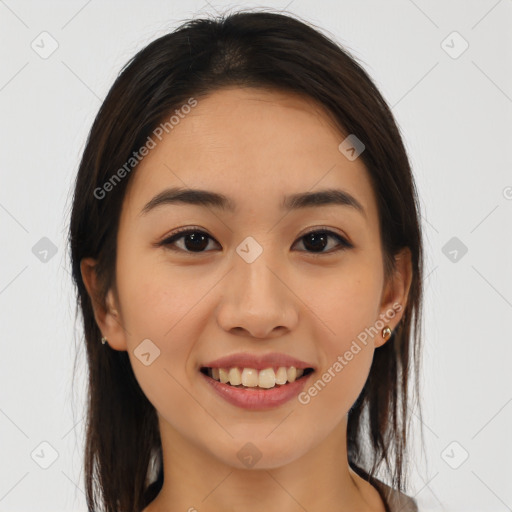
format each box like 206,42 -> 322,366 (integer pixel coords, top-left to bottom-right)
304,232 -> 327,252
185,233 -> 208,251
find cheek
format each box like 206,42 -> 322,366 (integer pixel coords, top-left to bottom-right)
117,246 -> 211,338
299,261 -> 381,409
116,252 -> 210,396
298,332 -> 375,428
121,276 -> 206,426
307,261 -> 383,343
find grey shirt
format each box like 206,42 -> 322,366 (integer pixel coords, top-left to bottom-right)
351,464 -> 419,512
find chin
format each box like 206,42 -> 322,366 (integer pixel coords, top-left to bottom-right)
209,435 -> 312,471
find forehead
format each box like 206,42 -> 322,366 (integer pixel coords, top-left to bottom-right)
123,87 -> 378,223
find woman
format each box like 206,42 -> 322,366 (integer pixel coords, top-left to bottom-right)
69,9 -> 424,512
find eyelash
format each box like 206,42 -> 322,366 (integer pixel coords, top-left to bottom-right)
159,226 -> 353,256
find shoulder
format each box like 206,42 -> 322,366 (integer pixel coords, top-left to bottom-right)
371,476 -> 418,512
349,463 -> 418,512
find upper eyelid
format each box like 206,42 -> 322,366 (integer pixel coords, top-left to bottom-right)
162,226 -> 348,240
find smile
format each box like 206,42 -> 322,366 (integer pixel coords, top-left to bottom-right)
199,365 -> 315,410
200,366 -> 314,389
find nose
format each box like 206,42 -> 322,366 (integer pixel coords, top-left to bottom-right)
215,250 -> 299,339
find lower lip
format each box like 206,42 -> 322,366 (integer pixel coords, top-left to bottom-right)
200,371 -> 313,410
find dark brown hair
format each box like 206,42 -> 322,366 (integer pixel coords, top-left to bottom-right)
68,9 -> 424,512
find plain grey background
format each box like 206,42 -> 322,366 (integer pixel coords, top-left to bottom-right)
1,1 -> 511,511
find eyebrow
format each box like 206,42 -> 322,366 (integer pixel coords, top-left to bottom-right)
139,186 -> 366,218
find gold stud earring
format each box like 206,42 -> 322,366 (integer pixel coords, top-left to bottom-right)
381,326 -> 392,340
101,336 -> 108,345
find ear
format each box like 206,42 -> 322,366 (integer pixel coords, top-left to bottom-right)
80,257 -> 128,351
375,247 -> 413,348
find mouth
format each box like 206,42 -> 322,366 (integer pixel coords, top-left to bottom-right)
200,366 -> 315,390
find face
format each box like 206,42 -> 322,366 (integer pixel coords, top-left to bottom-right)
82,86 -> 411,470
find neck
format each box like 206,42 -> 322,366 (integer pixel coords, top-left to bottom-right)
143,414 -> 385,512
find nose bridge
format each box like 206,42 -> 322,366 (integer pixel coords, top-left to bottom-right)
235,236 -> 284,305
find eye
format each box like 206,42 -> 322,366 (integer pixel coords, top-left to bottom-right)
292,228 -> 353,255
159,226 -> 353,255
159,227 -> 220,254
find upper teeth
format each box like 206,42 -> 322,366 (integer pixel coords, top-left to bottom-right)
208,366 -> 305,388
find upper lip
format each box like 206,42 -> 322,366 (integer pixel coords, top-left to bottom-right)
201,352 -> 315,371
